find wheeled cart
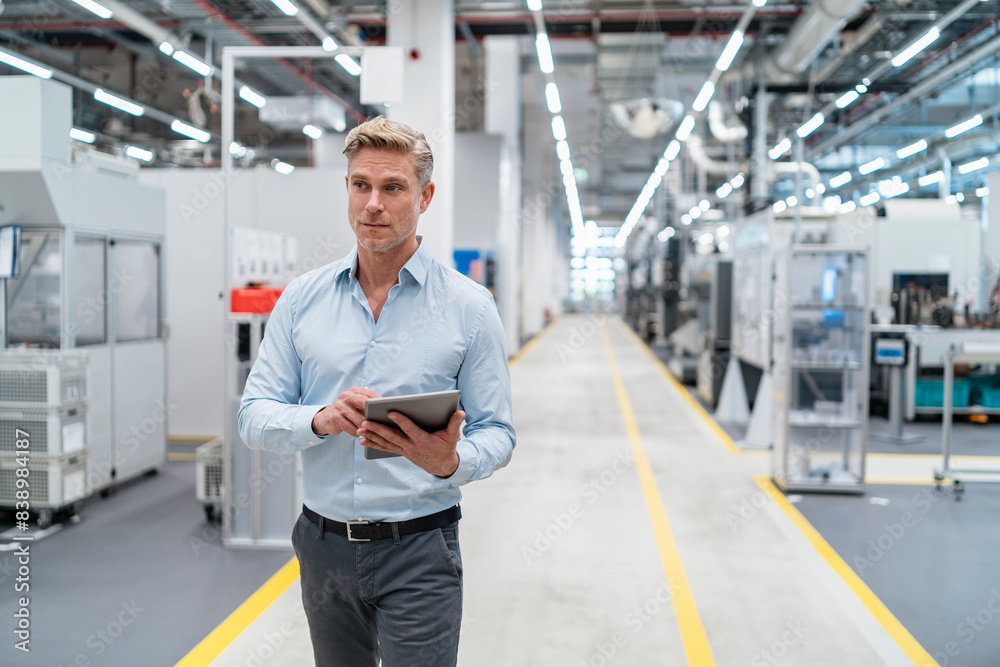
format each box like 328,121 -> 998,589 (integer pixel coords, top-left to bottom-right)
934,342 -> 1000,499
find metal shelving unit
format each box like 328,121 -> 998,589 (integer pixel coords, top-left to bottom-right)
772,246 -> 871,494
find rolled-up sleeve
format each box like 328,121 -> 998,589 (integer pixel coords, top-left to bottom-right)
447,295 -> 516,485
237,283 -> 328,454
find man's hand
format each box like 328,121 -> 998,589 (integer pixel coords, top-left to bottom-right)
357,410 -> 465,478
312,387 -> 381,437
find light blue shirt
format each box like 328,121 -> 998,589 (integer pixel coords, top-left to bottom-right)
238,241 -> 515,523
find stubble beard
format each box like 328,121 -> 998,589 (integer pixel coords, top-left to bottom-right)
352,213 -> 417,254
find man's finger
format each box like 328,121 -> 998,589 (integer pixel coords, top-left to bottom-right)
387,411 -> 422,437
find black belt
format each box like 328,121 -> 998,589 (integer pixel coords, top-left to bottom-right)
302,504 -> 461,542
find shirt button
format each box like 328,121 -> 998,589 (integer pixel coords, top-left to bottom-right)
356,477 -> 363,484
370,340 -> 376,347
308,440 -> 314,445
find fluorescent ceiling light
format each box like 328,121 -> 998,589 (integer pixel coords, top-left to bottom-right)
731,173 -> 745,188
69,0 -> 113,19
805,188 -> 815,199
752,0 -> 767,6
785,195 -> 798,207
835,90 -> 859,109
560,160 -> 573,176
769,137 -> 792,160
171,119 -> 211,143
270,0 -> 298,16
172,51 -> 213,77
717,225 -> 730,238
918,171 -> 944,187
230,142 -> 248,157
551,115 -> 567,141
302,124 -> 324,139
715,31 -> 744,72
945,194 -> 958,205
856,84 -> 868,93
891,27 -> 940,68
829,171 -> 852,189
0,49 -> 53,79
681,214 -> 693,226
772,200 -> 787,214
94,88 -> 145,116
274,161 -> 295,175
859,157 -> 886,175
692,81 -> 715,113
977,187 -> 990,198
860,192 -> 880,206
796,113 -> 825,138
527,0 -> 543,11
699,199 -> 710,211
897,139 -> 927,159
556,140 -> 571,161
545,82 -> 562,114
239,86 -> 266,108
322,36 -> 337,52
663,140 -> 681,161
158,42 -> 174,56
654,159 -> 670,176
945,114 -> 983,138
69,128 -> 96,144
839,201 -> 857,214
958,157 -> 989,174
675,115 -> 696,141
657,227 -> 675,242
717,182 -> 733,199
815,183 -> 826,194
535,33 -> 554,74
879,179 -> 909,198
335,54 -> 362,76
124,146 -> 153,162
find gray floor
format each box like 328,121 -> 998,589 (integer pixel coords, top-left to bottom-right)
0,460 -> 291,667
795,484 -> 1000,667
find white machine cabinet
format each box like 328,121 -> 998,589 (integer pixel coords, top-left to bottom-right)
771,246 -> 871,494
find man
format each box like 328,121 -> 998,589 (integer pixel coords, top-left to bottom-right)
238,116 -> 516,666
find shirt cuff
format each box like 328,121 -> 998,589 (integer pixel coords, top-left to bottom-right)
297,405 -> 331,448
441,439 -> 477,485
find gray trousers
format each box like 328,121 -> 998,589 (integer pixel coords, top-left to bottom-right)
291,511 -> 463,667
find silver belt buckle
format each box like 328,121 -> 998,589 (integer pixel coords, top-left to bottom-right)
346,520 -> 370,541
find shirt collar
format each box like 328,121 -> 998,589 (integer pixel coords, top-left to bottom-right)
335,236 -> 430,287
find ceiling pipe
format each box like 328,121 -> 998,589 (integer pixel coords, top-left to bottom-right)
687,135 -> 741,174
707,101 -> 747,143
770,0 -> 867,80
98,0 -> 179,52
770,161 -> 821,204
811,14 -> 883,86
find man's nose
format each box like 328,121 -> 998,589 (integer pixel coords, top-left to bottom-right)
365,191 -> 385,212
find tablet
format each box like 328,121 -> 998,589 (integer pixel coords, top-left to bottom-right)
362,390 -> 461,459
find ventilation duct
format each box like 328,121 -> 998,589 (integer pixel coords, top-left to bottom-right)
771,0 -> 868,78
707,101 -> 748,143
610,98 -> 684,139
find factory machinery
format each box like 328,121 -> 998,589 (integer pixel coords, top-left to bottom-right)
0,77 -> 167,510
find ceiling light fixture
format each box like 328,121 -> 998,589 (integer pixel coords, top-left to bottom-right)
896,139 -> 927,159
322,37 -> 338,52
945,114 -> 983,138
829,171 -> 852,189
859,157 -> 886,175
772,200 -> 787,214
69,0 -> 113,19
172,51 -> 213,77
675,115 -> 696,141
717,182 -> 733,199
124,146 -> 153,162
171,119 -> 211,143
69,128 -> 96,144
527,0 -> 543,10
94,88 -> 145,116
158,42 -> 175,56
302,124 -> 323,139
731,173 -> 745,189
860,192 -> 880,206
839,201 -> 857,214
556,140 -> 571,161
269,0 -> 298,17
551,116 -> 567,141
796,112 -> 825,138
891,27 -> 940,67
715,31 -> 744,72
0,48 -> 53,79
958,157 -> 989,174
545,82 -> 562,114
535,33 -> 554,74
274,161 -> 295,175
239,86 -> 266,108
918,171 -> 944,187
835,90 -> 860,109
335,54 -> 362,76
692,81 -> 715,112
769,137 -> 792,160
663,140 -> 681,161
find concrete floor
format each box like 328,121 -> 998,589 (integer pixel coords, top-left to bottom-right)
202,315 -> 928,667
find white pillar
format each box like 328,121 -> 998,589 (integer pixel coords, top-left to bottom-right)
484,36 -> 523,353
387,0 -> 455,266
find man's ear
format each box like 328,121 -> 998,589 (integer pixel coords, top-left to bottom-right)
419,181 -> 435,214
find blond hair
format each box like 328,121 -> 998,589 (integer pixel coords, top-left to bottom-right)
342,116 -> 434,188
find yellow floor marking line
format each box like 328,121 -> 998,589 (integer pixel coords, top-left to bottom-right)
754,475 -> 938,666
599,322 -> 716,667
174,558 -> 300,667
509,316 -> 560,369
615,319 -> 761,456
